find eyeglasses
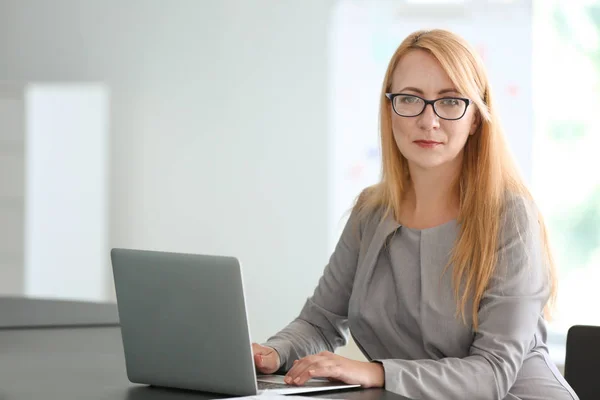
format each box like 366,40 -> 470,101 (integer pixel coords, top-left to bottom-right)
385,93 -> 472,121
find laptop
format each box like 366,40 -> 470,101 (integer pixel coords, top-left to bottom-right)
110,248 -> 360,396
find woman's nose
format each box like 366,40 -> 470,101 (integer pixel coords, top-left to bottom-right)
417,103 -> 440,130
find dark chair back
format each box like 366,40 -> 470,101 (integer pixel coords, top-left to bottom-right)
564,325 -> 600,400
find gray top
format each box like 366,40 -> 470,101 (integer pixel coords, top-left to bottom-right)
264,196 -> 579,400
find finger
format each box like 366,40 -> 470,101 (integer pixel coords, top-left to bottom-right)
284,352 -> 330,385
285,352 -> 334,384
294,361 -> 339,386
254,353 -> 265,368
284,360 -> 301,384
255,354 -> 275,374
252,344 -> 280,374
287,356 -> 328,385
285,357 -> 314,384
252,343 -> 270,355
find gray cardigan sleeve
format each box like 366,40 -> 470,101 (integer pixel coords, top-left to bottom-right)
375,198 -> 551,400
263,208 -> 361,372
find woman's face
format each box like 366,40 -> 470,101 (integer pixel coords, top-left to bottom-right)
389,49 -> 479,172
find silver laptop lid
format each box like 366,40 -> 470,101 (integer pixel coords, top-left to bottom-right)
111,248 -> 258,396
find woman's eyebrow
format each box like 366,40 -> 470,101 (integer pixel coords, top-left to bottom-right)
398,86 -> 460,96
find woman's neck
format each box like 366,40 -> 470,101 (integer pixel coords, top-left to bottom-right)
399,160 -> 461,229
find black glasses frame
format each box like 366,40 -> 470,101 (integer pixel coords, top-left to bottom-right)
385,93 -> 472,121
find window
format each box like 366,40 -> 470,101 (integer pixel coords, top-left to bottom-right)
0,83 -> 110,302
532,0 -> 600,360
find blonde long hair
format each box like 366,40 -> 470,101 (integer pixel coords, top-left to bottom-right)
356,29 -> 557,330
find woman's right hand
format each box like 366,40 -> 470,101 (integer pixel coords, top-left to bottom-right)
252,343 -> 281,374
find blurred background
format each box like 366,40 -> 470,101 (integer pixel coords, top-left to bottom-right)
0,0 -> 598,371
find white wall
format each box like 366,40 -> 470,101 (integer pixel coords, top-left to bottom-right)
0,0 -> 335,343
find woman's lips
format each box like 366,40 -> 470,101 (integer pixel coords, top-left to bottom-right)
414,140 -> 442,149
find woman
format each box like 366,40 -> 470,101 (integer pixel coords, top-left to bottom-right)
252,29 -> 578,400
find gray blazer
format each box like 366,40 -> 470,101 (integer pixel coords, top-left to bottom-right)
264,195 -> 578,400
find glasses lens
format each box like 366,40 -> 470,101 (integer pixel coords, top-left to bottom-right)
393,95 -> 424,117
434,98 -> 466,120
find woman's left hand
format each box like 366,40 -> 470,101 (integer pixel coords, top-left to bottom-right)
283,351 -> 385,388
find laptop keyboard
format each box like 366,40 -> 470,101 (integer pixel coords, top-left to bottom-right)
258,379 -> 343,390
257,381 -> 292,390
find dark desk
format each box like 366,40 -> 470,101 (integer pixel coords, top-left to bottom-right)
0,296 -> 119,328
0,299 -> 413,400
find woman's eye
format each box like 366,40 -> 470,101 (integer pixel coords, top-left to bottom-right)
440,98 -> 460,106
401,96 -> 419,104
